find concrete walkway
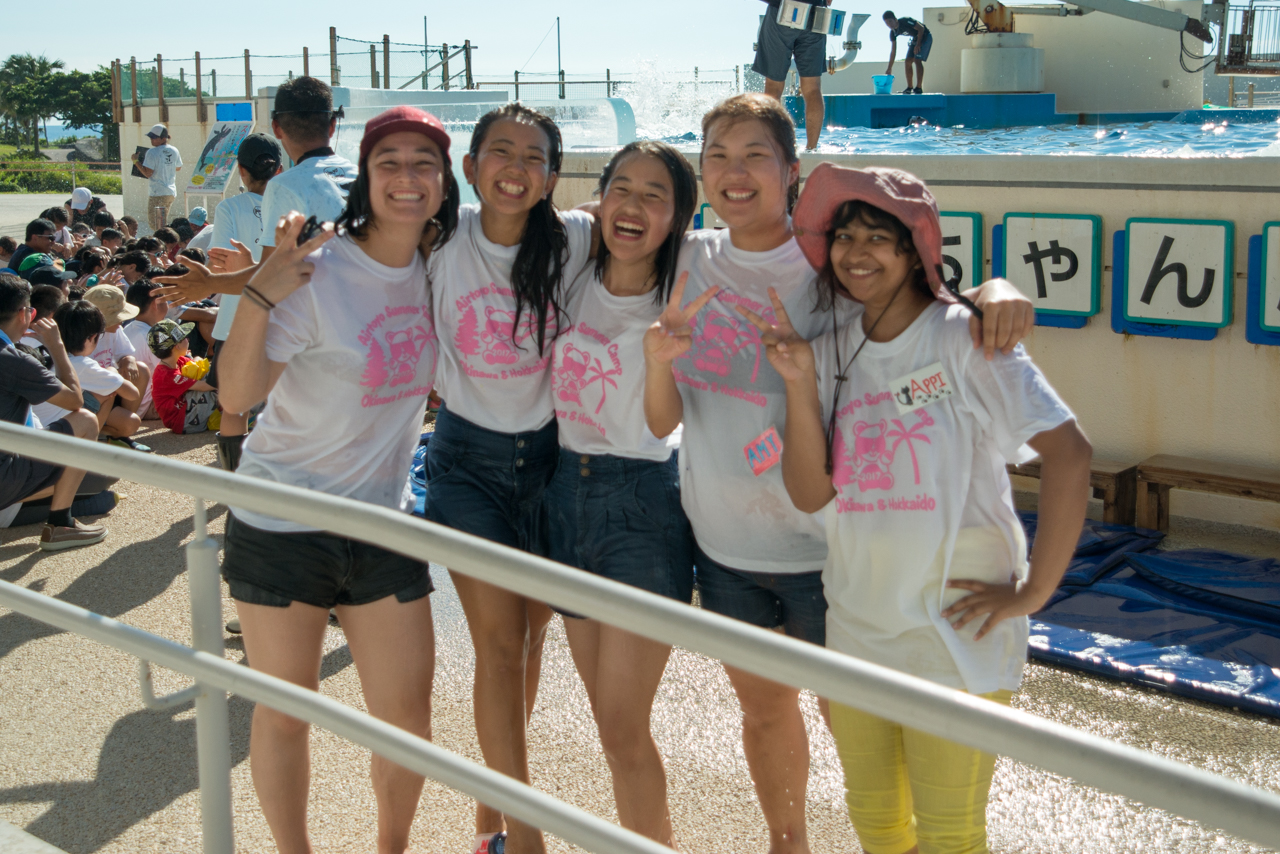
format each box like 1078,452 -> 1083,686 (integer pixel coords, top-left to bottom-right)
0,426 -> 1277,853
0,195 -> 125,241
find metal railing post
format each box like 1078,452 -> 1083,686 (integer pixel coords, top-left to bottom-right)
559,69 -> 566,99
514,70 -> 520,101
211,69 -> 217,98
606,68 -> 611,97
188,497 -> 234,854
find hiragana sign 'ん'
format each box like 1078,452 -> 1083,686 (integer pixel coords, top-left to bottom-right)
1002,213 -> 1101,316
1125,218 -> 1234,328
1262,222 -> 1280,333
940,212 -> 983,294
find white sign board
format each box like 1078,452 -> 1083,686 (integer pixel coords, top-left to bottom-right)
940,212 -> 982,293
1125,218 -> 1233,328
1263,223 -> 1280,333
1002,214 -> 1100,316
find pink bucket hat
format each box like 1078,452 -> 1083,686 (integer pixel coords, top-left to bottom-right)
793,163 -> 955,303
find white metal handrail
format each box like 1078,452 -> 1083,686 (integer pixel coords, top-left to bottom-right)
2,421 -> 1280,852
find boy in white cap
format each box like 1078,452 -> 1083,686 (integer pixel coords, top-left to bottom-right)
132,124 -> 183,233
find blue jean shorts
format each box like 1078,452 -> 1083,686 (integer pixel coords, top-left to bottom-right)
547,450 -> 694,615
695,546 -> 827,645
423,403 -> 558,555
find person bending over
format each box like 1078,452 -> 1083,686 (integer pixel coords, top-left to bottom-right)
885,11 -> 932,93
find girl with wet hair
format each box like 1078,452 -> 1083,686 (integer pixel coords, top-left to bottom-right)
545,140 -> 706,847
421,101 -> 596,854
741,162 -> 1091,854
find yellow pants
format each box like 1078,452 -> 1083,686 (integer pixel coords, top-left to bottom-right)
829,690 -> 1014,854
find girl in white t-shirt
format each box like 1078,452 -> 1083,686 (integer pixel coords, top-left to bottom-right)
547,141 -> 717,847
740,163 -> 1091,854
217,107 -> 456,854
422,102 -> 594,854
643,93 -> 1037,854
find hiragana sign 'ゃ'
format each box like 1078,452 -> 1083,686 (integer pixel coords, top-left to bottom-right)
1262,222 -> 1280,333
940,212 -> 983,294
1002,213 -> 1101,316
1125,218 -> 1234,328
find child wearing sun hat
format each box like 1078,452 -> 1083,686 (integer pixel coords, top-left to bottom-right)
147,318 -> 218,434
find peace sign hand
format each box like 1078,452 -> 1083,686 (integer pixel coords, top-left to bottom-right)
734,286 -> 815,384
244,212 -> 334,306
643,272 -> 720,365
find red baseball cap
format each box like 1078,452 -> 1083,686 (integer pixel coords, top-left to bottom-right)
793,163 -> 954,302
359,106 -> 452,163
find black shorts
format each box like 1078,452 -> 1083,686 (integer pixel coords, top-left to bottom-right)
907,31 -> 934,62
221,514 -> 434,609
0,418 -> 75,509
753,8 -> 827,81
206,341 -> 222,389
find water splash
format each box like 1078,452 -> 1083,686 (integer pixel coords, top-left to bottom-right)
615,59 -> 741,141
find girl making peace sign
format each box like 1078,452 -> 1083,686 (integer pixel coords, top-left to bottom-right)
738,163 -> 1092,854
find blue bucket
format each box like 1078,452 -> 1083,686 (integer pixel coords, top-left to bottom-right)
872,74 -> 894,95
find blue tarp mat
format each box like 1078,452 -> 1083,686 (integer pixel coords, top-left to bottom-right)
1023,508 -> 1280,717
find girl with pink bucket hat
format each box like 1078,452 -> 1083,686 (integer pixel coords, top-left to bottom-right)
735,162 -> 1093,854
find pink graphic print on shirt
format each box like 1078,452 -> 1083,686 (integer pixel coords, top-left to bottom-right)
689,309 -> 766,382
553,324 -> 623,417
454,285 -> 559,374
357,304 -> 436,408
832,401 -> 937,514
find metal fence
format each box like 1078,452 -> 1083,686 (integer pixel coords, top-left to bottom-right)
2,421 -> 1280,853
1217,3 -> 1280,74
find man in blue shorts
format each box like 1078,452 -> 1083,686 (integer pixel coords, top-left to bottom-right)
884,11 -> 932,93
754,0 -> 831,150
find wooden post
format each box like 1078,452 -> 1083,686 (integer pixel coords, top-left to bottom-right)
195,52 -> 206,123
303,47 -> 309,78
130,57 -> 140,124
111,61 -> 122,123
514,70 -> 519,101
383,35 -> 391,90
330,27 -> 339,85
244,49 -> 252,97
370,45 -> 378,88
157,54 -> 168,122
442,44 -> 450,90
211,69 -> 217,98
464,40 -> 473,89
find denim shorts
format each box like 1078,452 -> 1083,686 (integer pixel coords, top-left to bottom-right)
221,514 -> 433,609
547,449 -> 694,615
423,403 -> 559,555
695,546 -> 827,645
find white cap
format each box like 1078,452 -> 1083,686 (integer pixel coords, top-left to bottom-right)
70,187 -> 92,210
146,123 -> 169,139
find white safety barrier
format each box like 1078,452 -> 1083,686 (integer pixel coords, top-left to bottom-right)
2,421 -> 1279,853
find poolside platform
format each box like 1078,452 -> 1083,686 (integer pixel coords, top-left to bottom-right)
1,426 -> 1278,852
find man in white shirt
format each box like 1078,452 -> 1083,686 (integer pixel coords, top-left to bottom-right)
133,124 -> 183,234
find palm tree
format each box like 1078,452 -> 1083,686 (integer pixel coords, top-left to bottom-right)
0,53 -> 66,156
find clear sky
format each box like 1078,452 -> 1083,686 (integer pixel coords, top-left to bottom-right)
11,1 -> 924,82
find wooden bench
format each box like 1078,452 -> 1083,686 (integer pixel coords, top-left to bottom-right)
1135,454 -> 1280,532
1006,458 -> 1138,526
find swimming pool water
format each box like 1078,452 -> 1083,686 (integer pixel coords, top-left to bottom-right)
660,119 -> 1280,157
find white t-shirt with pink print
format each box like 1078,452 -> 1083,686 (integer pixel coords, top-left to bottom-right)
813,300 -> 1073,693
552,266 -> 671,461
429,204 -> 595,434
673,227 -> 855,575
232,234 -> 438,533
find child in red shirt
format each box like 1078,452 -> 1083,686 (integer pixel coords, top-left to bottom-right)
148,319 -> 217,433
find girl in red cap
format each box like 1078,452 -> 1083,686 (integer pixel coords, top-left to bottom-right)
421,103 -> 596,854
736,162 -> 1092,854
217,106 -> 458,854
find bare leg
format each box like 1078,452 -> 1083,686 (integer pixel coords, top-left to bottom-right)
565,618 -> 676,845
914,59 -> 926,91
101,405 -> 141,439
336,594 -> 436,854
799,77 -> 823,150
763,77 -> 785,101
236,599 -> 330,854
450,571 -> 548,854
24,410 -> 97,511
725,665 -> 812,854
905,62 -> 916,90
220,410 -> 249,437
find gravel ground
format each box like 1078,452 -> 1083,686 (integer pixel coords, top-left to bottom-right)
1,426 -> 1277,853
